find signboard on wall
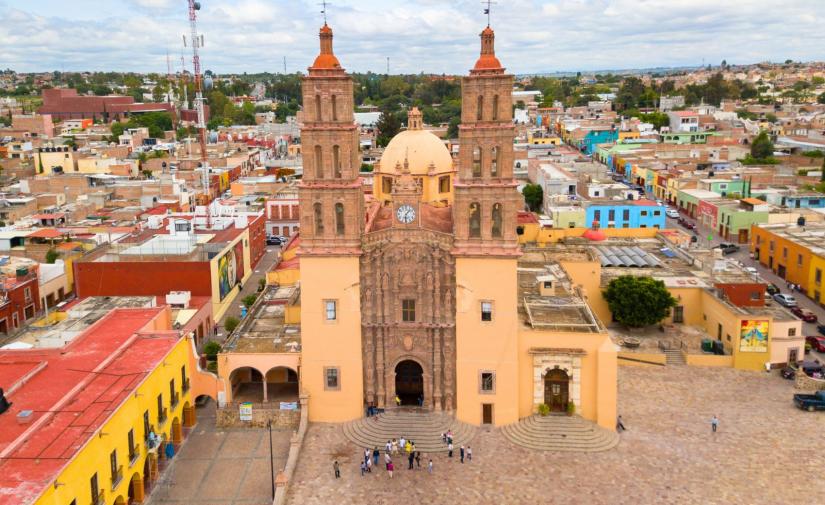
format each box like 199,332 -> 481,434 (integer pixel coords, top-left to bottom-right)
217,249 -> 237,301
239,402 -> 253,421
739,320 -> 769,353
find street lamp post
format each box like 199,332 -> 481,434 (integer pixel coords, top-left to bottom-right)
268,420 -> 275,500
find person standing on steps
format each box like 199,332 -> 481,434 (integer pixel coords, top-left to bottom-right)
448,441 -> 453,458
333,460 -> 340,479
467,446 -> 472,462
616,415 -> 626,432
460,445 -> 465,463
711,414 -> 719,434
428,459 -> 433,474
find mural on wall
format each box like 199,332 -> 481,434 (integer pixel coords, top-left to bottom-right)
739,320 -> 769,353
218,249 -> 237,301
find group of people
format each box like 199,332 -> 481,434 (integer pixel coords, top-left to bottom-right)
440,430 -> 472,463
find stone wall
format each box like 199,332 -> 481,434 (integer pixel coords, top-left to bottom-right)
216,405 -> 300,429
273,395 -> 309,505
794,372 -> 825,391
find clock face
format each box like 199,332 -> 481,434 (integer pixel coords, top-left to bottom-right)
396,204 -> 416,224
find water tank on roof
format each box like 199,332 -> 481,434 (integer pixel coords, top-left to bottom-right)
797,216 -> 806,226
15,267 -> 28,278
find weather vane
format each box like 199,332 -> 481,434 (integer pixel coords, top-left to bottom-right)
483,0 -> 497,26
319,0 -> 331,24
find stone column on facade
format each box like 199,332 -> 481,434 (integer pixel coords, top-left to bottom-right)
443,329 -> 454,411
262,381 -> 268,403
132,476 -> 145,502
364,326 -> 375,404
376,327 -> 386,408
432,327 -> 443,411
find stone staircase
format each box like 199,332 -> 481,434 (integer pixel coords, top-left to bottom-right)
501,415 -> 619,452
343,409 -> 477,453
664,349 -> 686,366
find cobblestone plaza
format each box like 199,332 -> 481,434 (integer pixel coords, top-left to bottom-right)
287,366 -> 823,505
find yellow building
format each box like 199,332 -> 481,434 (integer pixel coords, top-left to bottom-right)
282,22 -> 618,430
751,222 -> 825,306
0,306 -> 217,505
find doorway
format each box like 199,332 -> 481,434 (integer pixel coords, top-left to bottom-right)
788,348 -> 798,365
394,360 -> 423,406
673,306 -> 684,324
482,403 -> 493,425
777,265 -> 786,279
544,368 -> 569,412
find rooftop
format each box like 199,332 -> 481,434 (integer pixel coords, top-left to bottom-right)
0,307 -> 178,505
755,222 -> 825,256
222,285 -> 301,354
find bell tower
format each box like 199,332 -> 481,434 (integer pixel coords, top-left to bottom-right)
299,22 -> 365,423
299,23 -> 363,255
453,25 -> 520,256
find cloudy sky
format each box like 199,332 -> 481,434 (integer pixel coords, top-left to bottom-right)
1,0 -> 823,75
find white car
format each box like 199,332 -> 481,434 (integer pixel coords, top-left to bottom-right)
665,209 -> 679,218
773,293 -> 797,307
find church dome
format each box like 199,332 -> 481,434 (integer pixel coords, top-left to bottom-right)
380,108 -> 453,175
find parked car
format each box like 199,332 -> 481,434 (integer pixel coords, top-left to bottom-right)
818,324 -> 825,337
783,360 -> 824,380
266,235 -> 283,246
793,390 -> 825,412
791,307 -> 818,323
806,336 -> 825,353
773,293 -> 798,307
780,366 -> 796,380
766,283 -> 781,295
721,244 -> 740,255
666,209 -> 679,218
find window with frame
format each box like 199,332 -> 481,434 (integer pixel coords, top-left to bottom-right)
143,410 -> 150,440
402,299 -> 416,322
439,175 -> 450,193
157,394 -> 165,424
324,367 -> 339,390
110,449 -> 119,485
594,210 -> 601,221
314,145 -> 324,179
128,429 -> 136,462
314,95 -> 322,121
469,202 -> 481,238
492,95 -> 499,121
490,146 -> 499,177
335,203 -> 345,235
324,300 -> 337,321
331,94 -> 338,121
788,327 -> 797,337
782,247 -> 787,259
481,301 -> 493,322
332,145 -> 342,178
24,287 -> 31,301
480,371 -> 495,393
472,147 -> 482,178
491,203 -> 502,238
816,268 -> 822,285
313,203 -> 324,235
476,95 -> 484,121
382,176 -> 393,194
797,254 -> 803,266
90,473 -> 99,504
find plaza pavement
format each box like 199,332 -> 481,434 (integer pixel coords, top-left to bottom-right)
145,404 -> 293,505
286,366 -> 825,505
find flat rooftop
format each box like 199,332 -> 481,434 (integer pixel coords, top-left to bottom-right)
755,222 -> 825,256
0,307 -> 178,505
517,250 -> 604,333
222,285 -> 301,354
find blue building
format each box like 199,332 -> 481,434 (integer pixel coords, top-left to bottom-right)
781,193 -> 825,209
585,200 -> 667,229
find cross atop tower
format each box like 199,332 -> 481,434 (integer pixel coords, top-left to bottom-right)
482,0 -> 497,27
319,0 -> 331,24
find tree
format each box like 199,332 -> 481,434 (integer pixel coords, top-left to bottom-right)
224,316 -> 240,333
818,92 -> 825,105
203,341 -> 221,360
750,130 -> 774,161
821,156 -> 825,183
375,111 -> 401,147
522,183 -> 543,212
602,276 -> 677,327
45,248 -> 60,264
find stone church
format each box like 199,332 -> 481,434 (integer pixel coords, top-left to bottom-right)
297,20 -> 617,429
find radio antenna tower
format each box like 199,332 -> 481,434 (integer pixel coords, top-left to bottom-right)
166,51 -> 178,127
187,0 -> 211,216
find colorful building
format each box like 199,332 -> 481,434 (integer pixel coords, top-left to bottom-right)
585,200 -> 666,229
751,222 -> 825,306
0,306 -> 217,505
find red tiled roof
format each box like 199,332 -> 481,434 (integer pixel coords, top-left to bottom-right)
517,211 -> 539,224
31,213 -> 65,220
0,308 -> 178,505
26,228 -> 64,239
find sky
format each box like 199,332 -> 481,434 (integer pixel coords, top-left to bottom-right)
1,0 -> 824,75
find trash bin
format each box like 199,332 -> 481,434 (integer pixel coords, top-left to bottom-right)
701,339 -> 712,353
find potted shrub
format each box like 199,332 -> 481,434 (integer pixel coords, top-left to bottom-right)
537,403 -> 550,416
258,278 -> 266,292
566,401 -> 575,416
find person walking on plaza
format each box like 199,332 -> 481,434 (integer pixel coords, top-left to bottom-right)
415,451 -> 421,468
386,440 -> 392,454
448,441 -> 453,458
446,429 -> 453,445
711,414 -> 719,434
467,446 -> 472,461
460,445 -> 465,463
387,461 -> 394,478
364,448 -> 370,466
333,460 -> 340,479
360,461 -> 366,476
616,415 -> 626,432
405,440 -> 412,455
391,438 -> 398,455
373,447 -> 380,466
408,451 -> 415,470
384,452 -> 391,465
367,456 -> 372,473
428,459 -> 433,474
399,436 -> 406,452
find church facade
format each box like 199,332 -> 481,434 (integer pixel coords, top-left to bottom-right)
298,21 -> 617,429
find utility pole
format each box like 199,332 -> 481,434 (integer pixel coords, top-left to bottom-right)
387,57 -> 390,75
187,0 -> 211,222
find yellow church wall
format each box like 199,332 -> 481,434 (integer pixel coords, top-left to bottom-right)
371,170 -> 455,205
299,255 -> 364,422
667,287 -> 705,326
454,257 -> 520,426
516,329 -> 616,430
517,223 -> 660,245
267,266 -> 300,286
699,290 -> 769,372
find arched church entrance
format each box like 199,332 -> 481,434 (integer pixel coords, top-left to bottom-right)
544,368 -> 569,412
395,360 -> 423,406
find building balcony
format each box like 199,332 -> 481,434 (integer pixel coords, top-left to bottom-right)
182,377 -> 190,393
128,446 -> 140,467
171,392 -> 180,409
158,408 -> 168,426
110,466 -> 123,491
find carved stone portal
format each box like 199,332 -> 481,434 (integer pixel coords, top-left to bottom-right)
360,232 -> 456,411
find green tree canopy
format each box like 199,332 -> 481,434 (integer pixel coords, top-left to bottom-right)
375,111 -> 401,147
522,183 -> 543,212
750,130 -> 774,161
603,276 -> 677,327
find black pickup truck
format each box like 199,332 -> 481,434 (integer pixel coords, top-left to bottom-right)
793,390 -> 825,412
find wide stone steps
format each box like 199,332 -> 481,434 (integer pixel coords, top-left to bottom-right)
501,415 -> 619,452
664,349 -> 686,366
343,410 -> 477,453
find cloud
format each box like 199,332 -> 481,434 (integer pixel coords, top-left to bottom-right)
2,0 -> 824,74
